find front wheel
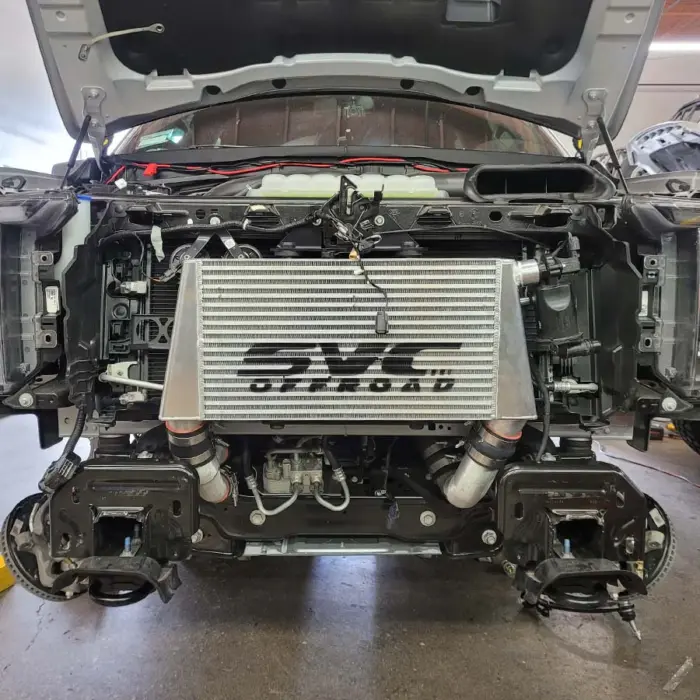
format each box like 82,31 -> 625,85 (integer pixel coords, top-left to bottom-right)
675,420 -> 700,457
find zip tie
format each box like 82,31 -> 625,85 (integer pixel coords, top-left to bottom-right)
79,23 -> 164,61
150,225 -> 165,262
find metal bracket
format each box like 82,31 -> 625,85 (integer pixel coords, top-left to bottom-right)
82,87 -> 107,160
636,254 -> 665,353
628,396 -> 661,451
131,315 -> 174,350
31,251 -> 58,349
52,556 -> 181,604
119,391 -> 147,406
581,89 -> 608,160
642,254 -> 665,286
100,361 -> 164,392
638,331 -> 661,353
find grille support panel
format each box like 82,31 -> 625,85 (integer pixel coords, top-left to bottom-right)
160,258 -> 535,422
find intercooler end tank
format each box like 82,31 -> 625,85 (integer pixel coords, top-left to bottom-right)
437,420 -> 525,509
165,421 -> 231,503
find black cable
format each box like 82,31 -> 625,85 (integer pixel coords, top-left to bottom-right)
321,437 -> 339,468
98,230 -> 150,242
60,115 -> 91,189
241,438 -> 253,479
99,212 -> 316,244
244,213 -> 317,234
99,231 -> 146,270
354,254 -> 390,335
383,437 -> 398,492
90,203 -> 112,238
397,223 -> 541,245
63,407 -> 87,456
157,212 -> 316,236
39,407 -> 87,492
530,363 -> 551,462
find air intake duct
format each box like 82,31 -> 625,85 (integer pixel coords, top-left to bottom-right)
165,421 -> 231,503
429,420 -> 525,509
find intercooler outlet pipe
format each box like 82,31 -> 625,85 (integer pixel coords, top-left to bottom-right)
434,420 -> 525,509
165,421 -> 232,503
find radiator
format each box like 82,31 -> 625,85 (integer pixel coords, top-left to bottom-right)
160,258 -> 535,422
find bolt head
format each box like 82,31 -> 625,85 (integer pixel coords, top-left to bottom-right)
373,215 -> 385,227
374,489 -> 386,497
18,393 -> 34,408
502,561 -> 517,578
420,510 -> 436,527
249,510 -> 266,526
209,216 -> 222,225
661,397 -> 678,413
481,529 -> 498,546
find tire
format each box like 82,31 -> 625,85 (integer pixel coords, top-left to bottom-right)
675,420 -> 700,456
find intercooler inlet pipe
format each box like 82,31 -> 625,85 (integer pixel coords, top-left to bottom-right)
165,421 -> 231,503
436,420 -> 525,509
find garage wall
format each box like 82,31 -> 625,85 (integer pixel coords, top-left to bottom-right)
615,52 -> 700,145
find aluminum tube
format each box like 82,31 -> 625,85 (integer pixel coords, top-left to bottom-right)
312,477 -> 351,512
246,476 -> 301,516
99,373 -> 164,391
441,419 -> 525,509
166,421 -> 231,503
196,458 -> 232,503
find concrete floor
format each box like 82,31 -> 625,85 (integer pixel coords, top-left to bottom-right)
0,416 -> 699,700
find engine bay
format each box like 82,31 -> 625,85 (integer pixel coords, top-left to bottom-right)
0,161 -> 692,634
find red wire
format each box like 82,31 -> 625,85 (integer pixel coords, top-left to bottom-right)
105,165 -> 126,184
111,156 -> 468,182
413,164 -> 451,173
339,157 -> 407,164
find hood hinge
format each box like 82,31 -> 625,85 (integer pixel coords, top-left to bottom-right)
82,87 -> 107,162
580,89 -> 607,161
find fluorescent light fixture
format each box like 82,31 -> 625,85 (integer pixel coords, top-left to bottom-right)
649,41 -> 700,52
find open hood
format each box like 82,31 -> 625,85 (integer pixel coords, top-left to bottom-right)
27,0 -> 663,153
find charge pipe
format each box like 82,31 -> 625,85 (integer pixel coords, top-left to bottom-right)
166,421 -> 232,503
439,420 -> 526,509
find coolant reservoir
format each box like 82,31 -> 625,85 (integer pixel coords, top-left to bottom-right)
248,173 -> 447,198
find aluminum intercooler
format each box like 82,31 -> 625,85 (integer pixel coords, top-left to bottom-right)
159,258 -> 535,422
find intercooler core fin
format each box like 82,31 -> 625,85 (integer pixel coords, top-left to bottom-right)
160,258 -> 535,422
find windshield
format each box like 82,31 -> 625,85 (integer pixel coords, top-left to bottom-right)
116,95 -> 562,157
